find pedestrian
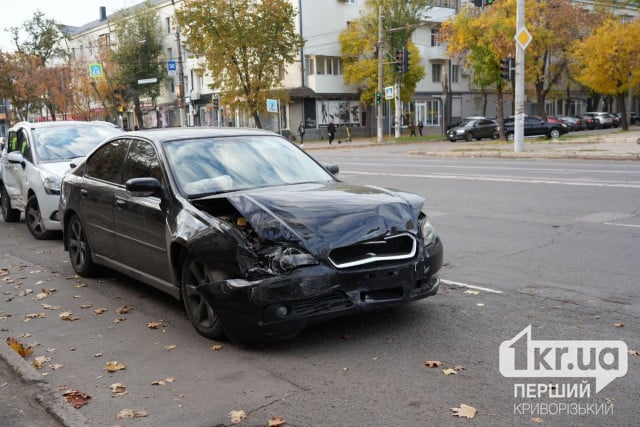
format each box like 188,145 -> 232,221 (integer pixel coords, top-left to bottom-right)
409,122 -> 416,137
298,121 -> 305,147
418,120 -> 424,136
327,120 -> 336,145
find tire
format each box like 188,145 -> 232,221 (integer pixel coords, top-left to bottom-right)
492,131 -> 499,140
1,184 -> 20,222
464,132 -> 473,142
549,129 -> 561,139
67,214 -> 97,276
506,132 -> 515,142
181,255 -> 226,340
26,195 -> 56,240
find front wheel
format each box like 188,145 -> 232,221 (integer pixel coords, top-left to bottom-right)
26,195 -> 56,240
492,131 -> 499,140
181,256 -> 226,340
506,132 -> 515,142
67,214 -> 96,276
1,185 -> 20,222
465,132 -> 473,142
549,129 -> 561,139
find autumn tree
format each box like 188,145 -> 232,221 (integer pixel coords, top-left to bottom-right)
176,0 -> 303,129
0,51 -> 47,121
110,0 -> 165,128
338,0 -> 427,107
572,17 -> 640,130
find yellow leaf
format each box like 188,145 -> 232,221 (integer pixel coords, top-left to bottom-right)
531,417 -> 544,424
442,368 -> 457,376
116,409 -> 148,419
6,337 -> 33,357
147,321 -> 163,329
93,308 -> 108,316
424,360 -> 443,368
450,403 -> 477,419
268,415 -> 286,427
110,383 -> 127,396
59,311 -> 79,321
116,304 -> 132,314
32,356 -> 51,369
229,410 -> 247,424
105,361 -> 126,372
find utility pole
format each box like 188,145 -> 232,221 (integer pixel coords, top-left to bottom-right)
172,0 -> 187,127
514,0 -> 525,152
377,5 -> 383,144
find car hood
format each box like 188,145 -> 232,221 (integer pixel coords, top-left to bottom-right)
36,160 -> 78,178
223,182 -> 424,257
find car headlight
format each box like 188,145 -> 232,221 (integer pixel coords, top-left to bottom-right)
43,175 -> 61,195
259,246 -> 318,274
419,216 -> 437,246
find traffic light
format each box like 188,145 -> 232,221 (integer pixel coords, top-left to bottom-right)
474,0 -> 494,6
375,92 -> 382,105
500,57 -> 514,82
395,49 -> 404,73
402,48 -> 409,74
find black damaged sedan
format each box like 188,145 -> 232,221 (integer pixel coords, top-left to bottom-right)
60,128 -> 443,343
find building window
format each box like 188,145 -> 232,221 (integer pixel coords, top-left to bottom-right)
451,65 -> 460,83
166,17 -> 171,33
426,100 -> 440,126
167,47 -> 173,59
333,57 -> 341,75
431,28 -> 439,47
306,57 -> 315,75
317,57 -> 325,75
432,64 -> 442,83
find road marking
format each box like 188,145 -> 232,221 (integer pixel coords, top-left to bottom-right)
441,279 -> 504,294
344,170 -> 640,189
604,222 -> 640,228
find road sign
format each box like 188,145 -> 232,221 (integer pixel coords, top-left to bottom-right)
384,86 -> 393,100
515,26 -> 532,50
266,99 -> 278,113
88,63 -> 104,78
167,60 -> 177,76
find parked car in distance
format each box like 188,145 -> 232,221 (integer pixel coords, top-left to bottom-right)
502,116 -> 569,141
447,117 -> 499,142
582,112 -> 613,129
630,112 -> 640,126
557,116 -> 586,131
579,114 -> 596,130
60,128 -> 444,343
1,121 -> 123,239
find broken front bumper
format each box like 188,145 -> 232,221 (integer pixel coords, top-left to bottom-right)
199,238 -> 443,343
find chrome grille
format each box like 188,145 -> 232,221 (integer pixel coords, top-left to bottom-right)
328,233 -> 417,269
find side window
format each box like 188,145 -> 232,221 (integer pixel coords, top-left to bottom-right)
86,139 -> 130,183
122,140 -> 163,184
19,130 -> 33,162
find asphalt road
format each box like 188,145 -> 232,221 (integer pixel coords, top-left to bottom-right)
1,146 -> 639,426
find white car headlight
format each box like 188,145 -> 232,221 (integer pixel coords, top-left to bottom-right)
420,217 -> 436,246
43,175 -> 62,195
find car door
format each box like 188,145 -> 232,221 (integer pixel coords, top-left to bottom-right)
113,139 -> 172,283
2,128 -> 30,210
478,119 -> 494,138
82,139 -> 131,261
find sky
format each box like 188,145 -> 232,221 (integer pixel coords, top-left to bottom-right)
0,0 -> 144,52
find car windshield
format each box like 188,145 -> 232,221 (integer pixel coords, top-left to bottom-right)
34,124 -> 122,161
458,119 -> 478,126
163,135 -> 336,198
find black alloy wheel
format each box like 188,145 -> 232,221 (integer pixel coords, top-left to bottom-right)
181,256 -> 226,340
67,214 -> 96,276
26,195 -> 56,239
1,185 -> 20,222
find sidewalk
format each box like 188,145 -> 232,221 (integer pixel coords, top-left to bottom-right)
300,128 -> 640,161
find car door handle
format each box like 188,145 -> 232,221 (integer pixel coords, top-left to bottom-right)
80,189 -> 88,198
115,199 -> 126,209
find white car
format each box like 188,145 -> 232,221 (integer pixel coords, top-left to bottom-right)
1,121 -> 122,239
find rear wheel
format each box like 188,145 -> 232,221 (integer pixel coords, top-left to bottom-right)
67,214 -> 96,276
181,255 -> 226,340
464,132 -> 473,142
1,184 -> 20,222
26,195 -> 56,240
549,129 -> 561,139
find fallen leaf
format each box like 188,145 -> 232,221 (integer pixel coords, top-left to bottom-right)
74,283 -> 87,288
152,377 -> 175,385
73,295 -> 82,299
629,350 -> 639,356
41,303 -> 61,310
116,304 -> 132,314
229,410 -> 247,424
59,312 -> 79,321
94,352 -> 103,357
46,348 -> 56,353
63,390 -> 91,408
450,404 -> 477,419
80,303 -> 94,309
113,318 -> 127,323
614,322 -> 624,328
476,303 -> 485,307
442,368 -> 458,376
211,344 -> 224,351
464,290 -> 480,295
147,321 -> 163,329
531,417 -> 544,424
24,312 -> 46,321
110,383 -> 127,396
268,416 -> 286,426
424,360 -> 443,368
33,356 -> 52,369
453,365 -> 466,371
50,363 -> 64,370
18,289 -> 33,296
164,345 -> 176,351
0,268 -> 9,276
116,409 -> 148,419
93,308 -> 108,316
6,337 -> 33,357
105,361 -> 126,372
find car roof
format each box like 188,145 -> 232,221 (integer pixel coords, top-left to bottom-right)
10,120 -> 120,131
126,127 -> 282,143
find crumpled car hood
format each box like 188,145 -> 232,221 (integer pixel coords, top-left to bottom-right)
224,182 -> 424,256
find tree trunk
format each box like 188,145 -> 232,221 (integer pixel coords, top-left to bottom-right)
617,93 -> 628,130
536,81 -> 547,121
253,110 -> 262,129
134,93 -> 143,129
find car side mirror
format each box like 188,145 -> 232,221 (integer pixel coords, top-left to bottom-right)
126,177 -> 163,198
7,151 -> 26,169
325,164 -> 339,174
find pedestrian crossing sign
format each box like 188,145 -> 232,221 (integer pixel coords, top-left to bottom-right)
89,63 -> 104,78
